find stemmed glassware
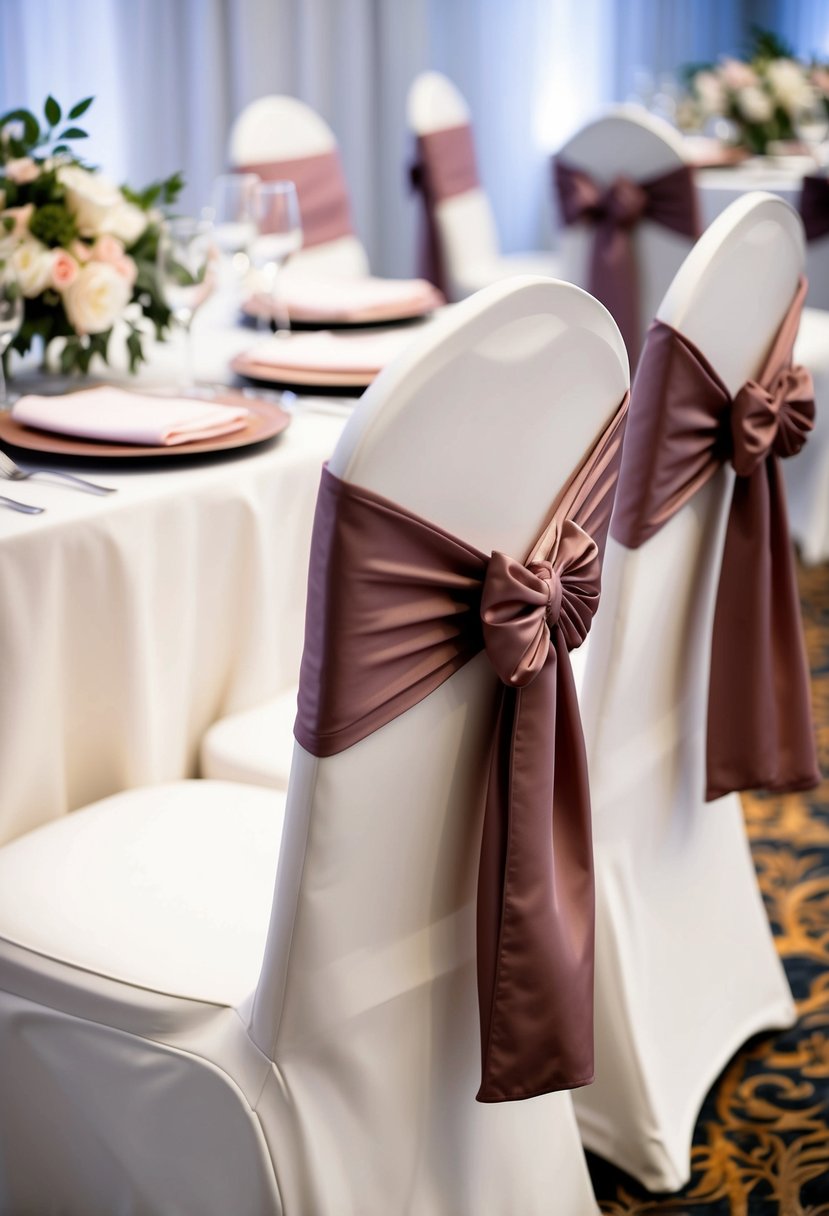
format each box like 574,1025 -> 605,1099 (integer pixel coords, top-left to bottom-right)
0,262 -> 23,408
157,216 -> 215,388
250,180 -> 302,334
209,173 -> 259,282
794,91 -> 829,170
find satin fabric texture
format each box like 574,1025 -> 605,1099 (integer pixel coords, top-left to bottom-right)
554,159 -> 699,360
294,395 -> 630,1102
238,150 -> 354,248
800,174 -> 829,243
409,123 -> 480,297
612,276 -> 819,800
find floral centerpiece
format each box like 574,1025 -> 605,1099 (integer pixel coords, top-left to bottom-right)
0,95 -> 183,374
682,29 -> 829,156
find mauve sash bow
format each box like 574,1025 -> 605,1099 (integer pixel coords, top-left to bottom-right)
554,159 -> 699,360
295,395 -> 630,1101
409,123 -> 480,296
800,174 -> 829,243
236,150 -> 353,248
611,277 -> 819,800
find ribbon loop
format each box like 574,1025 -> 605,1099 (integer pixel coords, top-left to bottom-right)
730,365 -> 815,477
600,176 -> 648,228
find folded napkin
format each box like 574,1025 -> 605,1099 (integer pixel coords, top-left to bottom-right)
248,274 -> 444,323
239,327 -> 419,375
12,387 -> 251,447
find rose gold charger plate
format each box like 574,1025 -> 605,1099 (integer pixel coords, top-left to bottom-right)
0,390 -> 292,459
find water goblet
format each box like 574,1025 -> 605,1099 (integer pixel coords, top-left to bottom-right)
0,262 -> 23,408
157,216 -> 215,388
250,180 -> 302,334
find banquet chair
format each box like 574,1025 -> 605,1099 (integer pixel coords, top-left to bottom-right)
406,70 -> 562,301
229,94 -> 370,279
554,105 -> 699,366
0,276 -> 629,1216
572,193 -> 816,1192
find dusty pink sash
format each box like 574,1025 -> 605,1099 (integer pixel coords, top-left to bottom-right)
409,123 -> 480,296
611,278 -> 819,800
554,160 -> 700,360
295,395 -> 630,1101
800,175 -> 829,242
238,150 -> 353,247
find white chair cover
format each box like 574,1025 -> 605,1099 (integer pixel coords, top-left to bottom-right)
406,71 -> 561,301
229,94 -> 370,279
0,276 -> 629,1215
572,194 -> 801,1192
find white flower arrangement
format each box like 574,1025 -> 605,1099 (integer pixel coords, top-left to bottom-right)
0,95 -> 183,374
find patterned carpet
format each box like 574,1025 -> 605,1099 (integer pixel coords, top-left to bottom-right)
589,560 -> 829,1215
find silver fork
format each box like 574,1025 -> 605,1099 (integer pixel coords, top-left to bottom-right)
0,495 -> 44,514
0,449 -> 115,495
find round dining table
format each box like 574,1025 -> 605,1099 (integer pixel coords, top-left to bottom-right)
0,297 -> 364,847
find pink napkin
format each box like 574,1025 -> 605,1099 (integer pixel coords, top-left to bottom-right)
248,275 -> 444,323
12,387 -> 251,447
238,328 -> 420,375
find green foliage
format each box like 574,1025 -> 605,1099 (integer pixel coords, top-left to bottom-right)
122,170 -> 184,212
749,26 -> 795,63
0,95 -> 90,161
28,201 -> 77,247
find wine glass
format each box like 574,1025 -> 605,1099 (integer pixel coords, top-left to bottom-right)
0,262 -> 23,408
209,173 -> 259,281
794,91 -> 829,170
157,217 -> 215,388
250,180 -> 302,334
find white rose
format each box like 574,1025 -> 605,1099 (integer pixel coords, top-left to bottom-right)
58,165 -> 146,244
694,70 -> 726,116
63,261 -> 132,334
738,85 -> 774,124
99,200 -> 147,247
12,237 -> 53,297
765,58 -> 814,114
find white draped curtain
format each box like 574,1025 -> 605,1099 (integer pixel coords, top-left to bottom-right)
1,0 -> 827,276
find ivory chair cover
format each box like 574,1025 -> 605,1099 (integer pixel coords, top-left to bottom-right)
572,194 -> 802,1192
229,94 -> 370,279
0,277 -> 629,1216
555,106 -> 695,362
406,71 -> 561,301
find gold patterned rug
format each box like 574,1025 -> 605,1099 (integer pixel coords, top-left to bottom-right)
588,560 -> 829,1214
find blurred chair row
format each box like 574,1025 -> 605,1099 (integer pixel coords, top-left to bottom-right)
230,74 -> 829,566
0,189 -> 817,1213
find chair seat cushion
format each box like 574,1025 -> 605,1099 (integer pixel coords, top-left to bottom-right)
0,781 -> 285,1007
200,689 -> 298,789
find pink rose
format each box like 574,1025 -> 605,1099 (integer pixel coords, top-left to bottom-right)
4,157 -> 38,185
92,234 -> 125,265
113,253 -> 137,287
70,239 -> 92,264
51,248 -> 78,290
811,67 -> 829,97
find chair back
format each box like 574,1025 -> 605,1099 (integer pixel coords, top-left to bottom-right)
580,192 -> 805,826
229,94 -> 369,277
407,70 -> 501,300
557,106 -> 694,347
249,277 -> 628,1209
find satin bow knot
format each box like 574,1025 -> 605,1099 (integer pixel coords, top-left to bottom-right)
730,364 -> 815,477
481,521 -> 600,688
594,176 -> 648,228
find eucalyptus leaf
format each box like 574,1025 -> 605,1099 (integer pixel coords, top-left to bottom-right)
58,127 -> 89,140
68,96 -> 94,120
44,95 -> 61,126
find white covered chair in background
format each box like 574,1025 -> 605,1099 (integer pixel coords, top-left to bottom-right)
555,106 -> 697,364
229,94 -> 370,279
573,194 -> 807,1191
406,71 -> 561,301
0,277 -> 629,1215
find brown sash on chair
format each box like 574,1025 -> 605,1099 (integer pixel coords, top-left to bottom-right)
238,150 -> 354,247
295,393 -> 630,1102
800,175 -> 829,242
611,277 -> 819,800
409,123 -> 480,296
554,159 -> 700,361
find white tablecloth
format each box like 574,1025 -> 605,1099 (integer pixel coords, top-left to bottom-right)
0,301 -> 350,845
